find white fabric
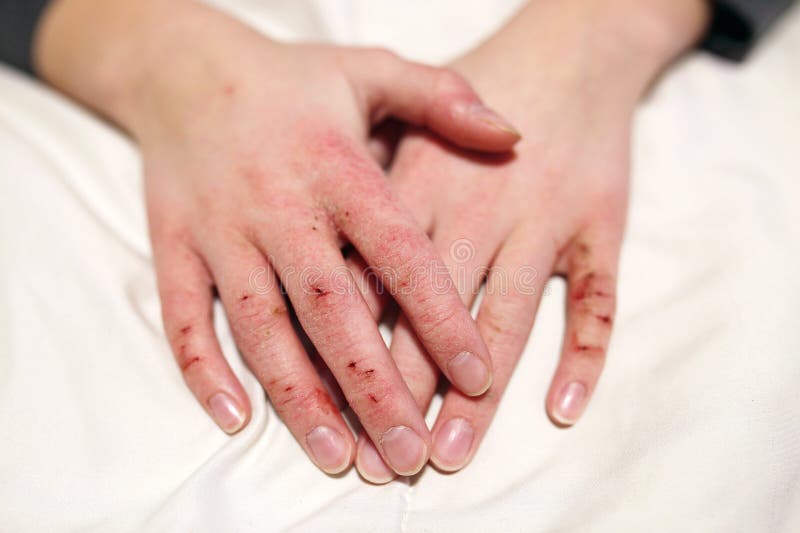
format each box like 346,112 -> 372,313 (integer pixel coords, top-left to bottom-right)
1,2 -> 799,531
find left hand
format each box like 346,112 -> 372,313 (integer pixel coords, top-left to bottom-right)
351,0 -> 710,482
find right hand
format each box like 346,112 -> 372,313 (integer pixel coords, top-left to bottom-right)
34,0 -> 520,475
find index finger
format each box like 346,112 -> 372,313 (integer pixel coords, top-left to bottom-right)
317,140 -> 493,397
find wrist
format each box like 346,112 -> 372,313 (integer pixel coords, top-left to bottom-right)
598,0 -> 711,92
458,0 -> 710,110
33,0 -> 245,136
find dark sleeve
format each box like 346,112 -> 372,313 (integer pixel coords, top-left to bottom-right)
0,0 -> 51,74
0,1 -> 797,74
703,0 -> 796,61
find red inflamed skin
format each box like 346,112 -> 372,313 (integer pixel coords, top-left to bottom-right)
34,0 -> 521,476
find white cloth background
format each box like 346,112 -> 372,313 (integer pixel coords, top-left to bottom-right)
1,2 -> 799,531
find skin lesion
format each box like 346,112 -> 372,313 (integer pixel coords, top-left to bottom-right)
571,332 -> 604,357
277,386 -> 336,416
180,356 -> 202,371
595,314 -> 612,325
312,286 -> 332,298
177,340 -> 202,371
346,361 -> 383,408
570,271 -> 614,302
346,360 -> 376,379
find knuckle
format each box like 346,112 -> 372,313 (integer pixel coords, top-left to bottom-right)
161,295 -> 206,336
481,301 -> 517,337
271,381 -> 337,417
364,46 -> 400,64
415,303 -> 460,339
229,298 -> 288,353
301,272 -> 357,322
569,331 -> 608,361
479,304 -> 521,349
371,226 -> 433,292
171,330 -> 205,374
432,67 -> 471,97
570,272 -> 616,319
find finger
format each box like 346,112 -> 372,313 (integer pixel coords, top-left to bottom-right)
342,167 -> 436,322
389,231 -> 499,413
154,238 -> 250,435
545,227 -> 621,427
355,227 -> 501,482
429,234 -> 557,471
200,234 -> 355,474
317,141 -> 494,398
343,48 -> 521,152
345,250 -> 390,321
260,226 -> 431,476
347,246 -> 412,484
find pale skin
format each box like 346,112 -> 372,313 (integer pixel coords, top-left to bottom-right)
32,0 -> 708,481
349,0 -> 711,482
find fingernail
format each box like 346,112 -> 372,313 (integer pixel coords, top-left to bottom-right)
379,426 -> 427,476
306,426 -> 350,474
208,392 -> 246,434
448,351 -> 492,395
553,381 -> 587,425
432,418 -> 474,472
356,439 -> 396,484
470,102 -> 521,137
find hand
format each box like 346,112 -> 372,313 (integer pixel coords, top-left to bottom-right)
351,0 -> 710,482
34,0 -> 522,475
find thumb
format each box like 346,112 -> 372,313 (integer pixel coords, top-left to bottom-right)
342,48 -> 521,152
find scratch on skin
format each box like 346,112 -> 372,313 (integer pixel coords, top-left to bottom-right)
595,314 -> 613,325
313,286 -> 331,298
181,355 -> 202,371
